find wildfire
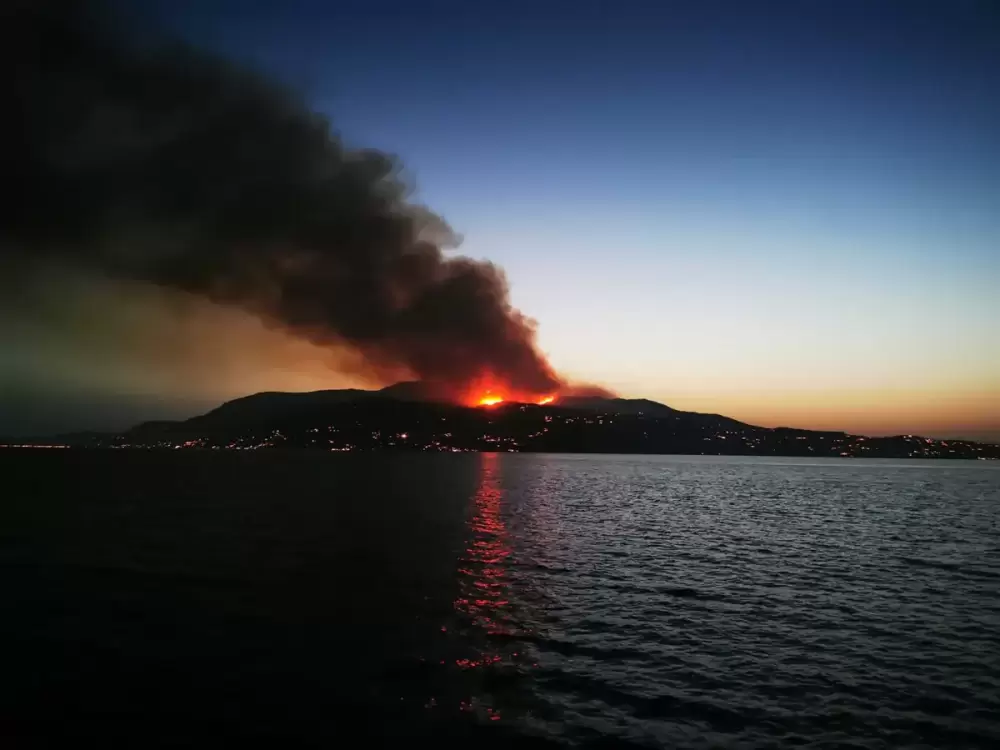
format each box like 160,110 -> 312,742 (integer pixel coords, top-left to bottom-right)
467,373 -> 561,408
474,393 -> 556,407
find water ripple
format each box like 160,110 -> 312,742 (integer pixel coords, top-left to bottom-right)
446,455 -> 1000,748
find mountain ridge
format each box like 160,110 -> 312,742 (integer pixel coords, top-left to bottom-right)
101,384 -> 1000,460
129,384 -> 725,434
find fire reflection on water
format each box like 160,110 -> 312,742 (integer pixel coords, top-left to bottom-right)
455,452 -> 513,638
441,452 -> 534,724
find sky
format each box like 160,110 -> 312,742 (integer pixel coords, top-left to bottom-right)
3,0 -> 998,439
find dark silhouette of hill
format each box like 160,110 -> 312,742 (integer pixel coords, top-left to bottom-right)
129,384 -> 429,436
376,381 -> 437,401
128,386 -> 711,432
558,395 -> 751,431
559,395 -> 677,415
113,384 -> 1000,460
190,388 -> 378,428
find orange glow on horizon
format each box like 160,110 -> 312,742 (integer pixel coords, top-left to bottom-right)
537,395 -> 555,405
477,395 -> 504,407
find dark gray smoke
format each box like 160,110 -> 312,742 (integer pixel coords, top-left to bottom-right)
2,0 -> 561,397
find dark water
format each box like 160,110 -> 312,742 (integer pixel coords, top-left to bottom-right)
2,452 -> 999,748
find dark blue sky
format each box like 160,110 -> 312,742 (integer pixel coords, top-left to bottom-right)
25,0 -> 992,437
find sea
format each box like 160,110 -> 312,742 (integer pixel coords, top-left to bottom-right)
2,451 -> 998,748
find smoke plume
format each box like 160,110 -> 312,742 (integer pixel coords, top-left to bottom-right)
2,0 -> 567,400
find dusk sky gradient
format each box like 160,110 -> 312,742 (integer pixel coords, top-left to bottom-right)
3,0 -> 998,439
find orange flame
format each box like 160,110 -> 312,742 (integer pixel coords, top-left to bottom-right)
475,393 -> 556,407
464,373 -> 567,408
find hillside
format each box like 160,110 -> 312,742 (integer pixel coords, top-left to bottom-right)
113,385 -> 999,460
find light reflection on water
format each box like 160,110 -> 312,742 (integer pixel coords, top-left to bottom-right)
455,452 -> 512,638
443,452 -> 536,724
